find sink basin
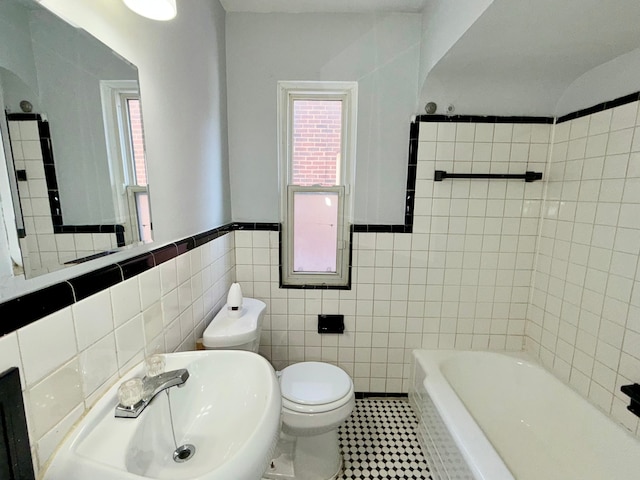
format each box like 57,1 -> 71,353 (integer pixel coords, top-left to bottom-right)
45,350 -> 281,480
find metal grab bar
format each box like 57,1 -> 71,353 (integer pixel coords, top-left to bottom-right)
434,170 -> 543,182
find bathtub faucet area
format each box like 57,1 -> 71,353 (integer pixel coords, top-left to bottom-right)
115,369 -> 190,418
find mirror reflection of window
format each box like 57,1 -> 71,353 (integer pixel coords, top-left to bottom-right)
124,97 -> 152,243
101,81 -> 152,245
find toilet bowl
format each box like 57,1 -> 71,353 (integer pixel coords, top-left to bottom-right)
264,362 -> 355,480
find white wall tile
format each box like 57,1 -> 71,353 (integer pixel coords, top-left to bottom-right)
139,268 -> 161,310
110,278 -> 142,328
79,333 -> 118,397
18,308 -> 77,386
26,359 -> 83,439
160,259 -> 178,293
528,101 -> 640,437
72,290 -> 113,350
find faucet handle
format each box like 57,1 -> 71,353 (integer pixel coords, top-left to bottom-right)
118,378 -> 144,408
145,354 -> 166,377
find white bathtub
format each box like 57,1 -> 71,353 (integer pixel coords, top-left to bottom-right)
410,350 -> 640,480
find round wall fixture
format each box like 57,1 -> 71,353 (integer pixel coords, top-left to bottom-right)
424,102 -> 437,114
19,100 -> 33,113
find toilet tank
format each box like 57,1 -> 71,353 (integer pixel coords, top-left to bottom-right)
202,297 -> 266,352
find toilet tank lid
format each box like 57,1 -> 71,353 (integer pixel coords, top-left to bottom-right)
280,362 -> 352,405
202,298 -> 266,348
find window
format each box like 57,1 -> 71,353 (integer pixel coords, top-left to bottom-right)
100,81 -> 151,245
278,81 -> 357,287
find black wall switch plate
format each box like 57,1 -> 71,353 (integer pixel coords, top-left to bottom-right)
318,314 -> 345,334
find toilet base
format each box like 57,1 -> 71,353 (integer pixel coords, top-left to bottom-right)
263,431 -> 343,480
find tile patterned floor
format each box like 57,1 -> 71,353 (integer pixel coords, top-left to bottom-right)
337,398 -> 432,480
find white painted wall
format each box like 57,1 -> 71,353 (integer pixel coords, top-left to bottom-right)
420,0 -> 640,117
22,8 -> 137,224
0,2 -> 39,97
37,0 -> 231,243
555,47 -> 640,116
418,0 -> 493,111
0,0 -> 231,300
226,12 -> 421,224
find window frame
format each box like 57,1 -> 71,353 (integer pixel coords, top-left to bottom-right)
277,81 -> 357,287
100,80 -> 150,245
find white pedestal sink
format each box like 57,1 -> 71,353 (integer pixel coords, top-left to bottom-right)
44,350 -> 281,480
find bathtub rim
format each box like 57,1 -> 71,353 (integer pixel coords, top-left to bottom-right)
412,349 -> 537,480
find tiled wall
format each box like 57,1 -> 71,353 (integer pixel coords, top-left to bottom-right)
0,233 -> 235,475
9,119 -> 120,275
237,120 -> 550,393
526,100 -> 640,436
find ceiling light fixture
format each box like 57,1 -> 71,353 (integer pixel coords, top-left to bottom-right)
123,0 -> 177,21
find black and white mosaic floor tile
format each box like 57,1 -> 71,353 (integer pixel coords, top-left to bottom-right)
338,398 -> 432,480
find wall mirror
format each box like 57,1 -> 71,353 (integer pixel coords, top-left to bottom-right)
0,0 -> 152,279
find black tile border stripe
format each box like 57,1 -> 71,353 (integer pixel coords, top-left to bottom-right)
416,114 -> 554,124
5,113 -> 42,121
68,265 -> 123,302
0,222 -> 236,337
556,91 -> 640,124
0,282 -> 75,335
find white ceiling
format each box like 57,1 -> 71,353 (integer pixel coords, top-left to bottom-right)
422,0 -> 640,115
219,0 -> 427,14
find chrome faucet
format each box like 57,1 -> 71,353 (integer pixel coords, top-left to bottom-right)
115,369 -> 190,418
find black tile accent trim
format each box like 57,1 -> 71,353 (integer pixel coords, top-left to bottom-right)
118,253 -> 155,280
355,392 -> 409,399
0,282 -> 75,336
0,222 -> 258,336
416,114 -> 554,124
64,251 -> 118,265
54,224 -> 124,234
68,265 -> 123,302
5,113 -> 41,121
175,238 -> 193,255
53,224 -> 126,247
38,120 -> 51,139
0,367 -> 36,480
151,244 -> 179,265
557,91 -> 640,123
195,223 -> 235,246
232,222 -> 280,231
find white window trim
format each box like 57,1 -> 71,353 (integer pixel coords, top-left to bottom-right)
277,81 -> 357,287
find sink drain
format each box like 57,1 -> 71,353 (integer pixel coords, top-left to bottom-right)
173,444 -> 196,463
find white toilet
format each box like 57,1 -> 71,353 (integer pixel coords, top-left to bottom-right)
270,361 -> 355,480
202,295 -> 355,480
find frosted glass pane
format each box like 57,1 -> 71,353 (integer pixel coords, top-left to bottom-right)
292,100 -> 342,186
135,192 -> 152,243
293,192 -> 338,273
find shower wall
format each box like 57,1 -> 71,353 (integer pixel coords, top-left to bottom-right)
527,100 -> 640,436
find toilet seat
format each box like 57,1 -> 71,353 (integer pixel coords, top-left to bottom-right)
280,362 -> 354,414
